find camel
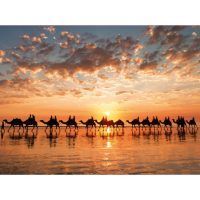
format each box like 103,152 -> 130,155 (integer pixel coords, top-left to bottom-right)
23,115 -> 38,130
140,117 -> 151,129
186,117 -> 197,128
94,118 -> 107,129
3,118 -> 24,132
173,117 -> 186,129
94,117 -> 115,129
59,118 -> 78,130
126,117 -> 140,128
40,117 -> 60,130
160,117 -> 172,129
150,116 -> 161,129
114,119 -> 124,128
80,118 -> 96,129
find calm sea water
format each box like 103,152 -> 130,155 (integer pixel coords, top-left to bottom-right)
0,126 -> 199,174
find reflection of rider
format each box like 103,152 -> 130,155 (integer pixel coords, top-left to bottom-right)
72,116 -> 75,121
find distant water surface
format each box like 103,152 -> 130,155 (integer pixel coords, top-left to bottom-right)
0,126 -> 199,174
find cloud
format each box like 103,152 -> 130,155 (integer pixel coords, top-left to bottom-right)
17,45 -> 36,52
21,34 -> 30,40
37,43 -> 55,55
98,73 -> 109,80
11,52 -> 21,59
32,36 -> 42,44
116,90 -> 129,95
40,33 -> 48,39
0,50 -> 5,57
139,60 -> 158,71
0,57 -> 11,64
44,26 -> 55,33
47,46 -> 121,76
134,57 -> 143,65
145,26 -> 186,45
1,26 -> 199,106
70,89 -> 82,97
161,31 -> 185,47
59,42 -> 68,49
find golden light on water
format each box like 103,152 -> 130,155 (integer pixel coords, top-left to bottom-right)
106,140 -> 112,148
107,127 -> 111,134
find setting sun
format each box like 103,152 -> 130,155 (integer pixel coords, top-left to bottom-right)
105,111 -> 110,117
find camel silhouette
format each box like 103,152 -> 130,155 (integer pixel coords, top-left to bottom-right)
3,118 -> 24,132
80,118 -> 96,129
40,116 -> 59,130
150,116 -> 161,128
186,117 -> 197,128
114,119 -> 125,128
94,117 -> 115,129
160,117 -> 172,128
126,117 -> 140,128
140,117 -> 151,129
173,116 -> 186,129
23,114 -> 38,130
59,116 -> 78,130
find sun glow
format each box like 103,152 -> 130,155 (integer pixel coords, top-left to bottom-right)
105,111 -> 110,117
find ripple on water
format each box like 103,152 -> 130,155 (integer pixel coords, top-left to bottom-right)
0,127 -> 199,174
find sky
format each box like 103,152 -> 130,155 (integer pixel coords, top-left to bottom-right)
0,26 -> 199,122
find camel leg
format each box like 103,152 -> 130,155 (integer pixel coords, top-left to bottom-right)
8,125 -> 12,133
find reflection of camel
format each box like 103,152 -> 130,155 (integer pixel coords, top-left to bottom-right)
86,128 -> 96,137
126,117 -> 140,128
40,117 -> 59,130
80,118 -> 96,129
3,118 -> 24,132
160,117 -> 172,128
186,117 -> 197,128
59,118 -> 78,129
173,117 -> 186,129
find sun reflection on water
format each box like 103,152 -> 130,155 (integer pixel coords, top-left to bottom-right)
106,141 -> 112,148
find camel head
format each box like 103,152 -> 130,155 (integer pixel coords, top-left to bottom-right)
3,119 -> 9,124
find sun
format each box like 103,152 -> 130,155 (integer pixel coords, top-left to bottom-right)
105,111 -> 110,117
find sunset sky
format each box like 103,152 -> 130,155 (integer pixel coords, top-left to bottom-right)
0,26 -> 199,122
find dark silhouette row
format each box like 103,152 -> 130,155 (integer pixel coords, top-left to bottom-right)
1,115 -> 198,133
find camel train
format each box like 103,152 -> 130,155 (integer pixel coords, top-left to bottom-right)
0,115 -> 198,136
